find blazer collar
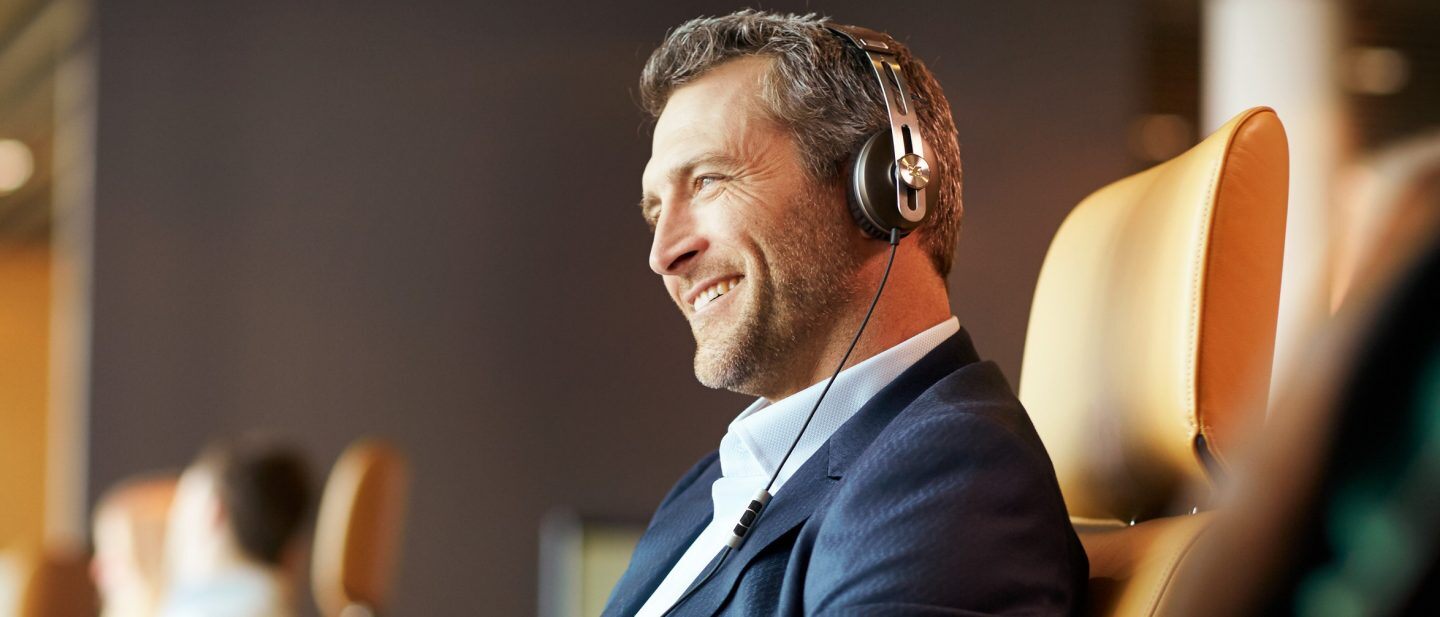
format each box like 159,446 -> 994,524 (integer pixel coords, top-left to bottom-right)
827,327 -> 981,478
677,328 -> 982,615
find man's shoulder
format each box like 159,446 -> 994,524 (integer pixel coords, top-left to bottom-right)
882,358 -> 1039,445
798,359 -> 1087,614
841,357 -> 1061,498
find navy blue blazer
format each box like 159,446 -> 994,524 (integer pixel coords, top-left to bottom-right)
604,330 -> 1088,616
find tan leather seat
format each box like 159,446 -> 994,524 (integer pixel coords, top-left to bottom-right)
1018,107 -> 1290,616
91,473 -> 178,617
312,439 -> 410,617
1165,133 -> 1440,617
4,546 -> 98,617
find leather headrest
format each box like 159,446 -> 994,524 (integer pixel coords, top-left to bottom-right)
311,439 -> 409,617
1018,107 -> 1289,522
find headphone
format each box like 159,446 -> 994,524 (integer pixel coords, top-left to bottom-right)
827,23 -> 934,240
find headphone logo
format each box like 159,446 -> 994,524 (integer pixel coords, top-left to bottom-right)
897,153 -> 931,191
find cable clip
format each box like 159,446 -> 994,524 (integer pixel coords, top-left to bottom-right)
726,489 -> 772,549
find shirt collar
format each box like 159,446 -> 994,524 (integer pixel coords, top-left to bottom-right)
718,316 -> 960,492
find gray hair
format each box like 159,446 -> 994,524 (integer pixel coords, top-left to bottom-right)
639,10 -> 964,277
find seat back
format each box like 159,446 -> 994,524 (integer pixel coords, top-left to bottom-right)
1,546 -> 98,617
1019,107 -> 1290,615
91,473 -> 178,617
312,439 -> 410,617
1075,514 -> 1213,616
1166,134 -> 1440,617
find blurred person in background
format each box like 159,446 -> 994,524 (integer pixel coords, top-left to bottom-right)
91,475 -> 177,617
157,438 -> 310,617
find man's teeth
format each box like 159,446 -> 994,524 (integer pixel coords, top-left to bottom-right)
693,278 -> 741,310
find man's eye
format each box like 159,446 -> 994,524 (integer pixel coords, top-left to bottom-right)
695,175 -> 721,192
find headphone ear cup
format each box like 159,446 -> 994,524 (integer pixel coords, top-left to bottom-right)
847,130 -> 914,239
847,182 -> 891,241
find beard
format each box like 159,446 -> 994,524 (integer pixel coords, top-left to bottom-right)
691,192 -> 865,397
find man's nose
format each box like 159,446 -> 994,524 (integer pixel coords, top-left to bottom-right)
648,207 -> 707,276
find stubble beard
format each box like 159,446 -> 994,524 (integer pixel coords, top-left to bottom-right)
691,194 -> 864,397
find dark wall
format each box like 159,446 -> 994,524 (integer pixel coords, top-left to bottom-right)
89,1 -> 1139,615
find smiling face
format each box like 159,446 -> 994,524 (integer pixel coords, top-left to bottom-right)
641,57 -> 865,398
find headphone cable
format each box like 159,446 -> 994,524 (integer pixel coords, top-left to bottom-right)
763,226 -> 899,496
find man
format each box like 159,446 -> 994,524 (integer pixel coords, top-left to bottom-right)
606,11 -> 1087,616
157,438 -> 311,617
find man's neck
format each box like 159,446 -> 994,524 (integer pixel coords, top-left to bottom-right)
760,252 -> 952,401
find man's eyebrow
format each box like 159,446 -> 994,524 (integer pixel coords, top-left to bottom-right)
640,153 -> 742,202
638,152 -> 744,222
671,152 -> 742,178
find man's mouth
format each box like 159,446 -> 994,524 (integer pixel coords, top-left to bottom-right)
692,276 -> 744,312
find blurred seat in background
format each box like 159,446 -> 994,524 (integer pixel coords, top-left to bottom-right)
1018,106 -> 1290,616
92,473 -> 178,617
312,439 -> 409,617
0,545 -> 98,617
1167,132 -> 1440,616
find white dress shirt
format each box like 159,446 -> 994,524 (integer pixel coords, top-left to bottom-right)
157,563 -> 295,617
636,316 -> 960,616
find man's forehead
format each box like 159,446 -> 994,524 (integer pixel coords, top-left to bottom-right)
642,57 -> 776,189
657,60 -> 767,131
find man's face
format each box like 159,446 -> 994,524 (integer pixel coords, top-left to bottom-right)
640,57 -> 863,397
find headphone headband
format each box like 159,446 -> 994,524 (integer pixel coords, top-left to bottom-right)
826,23 -> 931,237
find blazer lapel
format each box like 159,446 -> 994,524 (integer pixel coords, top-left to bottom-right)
677,442 -> 837,615
605,457 -> 722,617
676,329 -> 983,614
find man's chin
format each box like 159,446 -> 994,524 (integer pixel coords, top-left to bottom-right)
692,342 -> 764,395
693,347 -> 741,389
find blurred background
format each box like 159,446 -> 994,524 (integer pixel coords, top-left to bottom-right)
0,0 -> 1436,615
